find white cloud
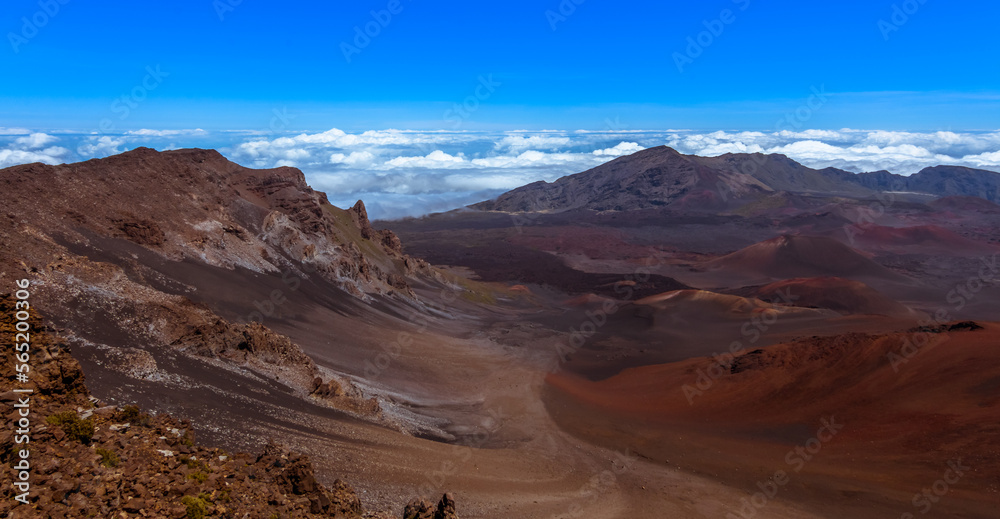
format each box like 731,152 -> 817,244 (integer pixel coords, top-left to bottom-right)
668,129 -> 1000,175
470,150 -> 599,169
960,150 -> 1000,167
231,128 -> 483,169
246,128 -> 468,150
442,172 -> 540,191
384,150 -> 466,169
0,132 -> 69,167
329,150 -> 376,166
667,131 -> 775,155
775,129 -> 846,141
14,133 -> 59,149
701,141 -> 766,156
0,147 -> 70,168
752,140 -> 954,173
593,142 -> 645,156
496,134 -> 572,151
77,136 -> 127,158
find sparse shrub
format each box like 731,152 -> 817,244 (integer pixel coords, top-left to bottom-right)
96,447 -> 120,467
181,495 -> 209,519
116,405 -> 140,422
188,471 -> 208,483
179,455 -> 200,469
46,411 -> 94,444
115,405 -> 152,427
180,431 -> 195,447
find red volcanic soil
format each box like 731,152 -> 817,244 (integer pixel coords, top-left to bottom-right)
706,234 -> 903,281
847,224 -> 997,255
551,286 -> 922,382
545,323 -> 1000,518
754,277 -> 913,316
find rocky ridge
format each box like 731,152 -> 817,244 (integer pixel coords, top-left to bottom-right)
0,148 -> 438,426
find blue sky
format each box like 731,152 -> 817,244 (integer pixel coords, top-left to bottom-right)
3,1 -> 1000,218
4,0 -> 999,131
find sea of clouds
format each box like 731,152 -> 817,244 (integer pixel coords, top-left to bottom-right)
3,127 -> 1000,220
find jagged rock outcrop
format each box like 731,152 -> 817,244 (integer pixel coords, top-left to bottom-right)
172,311 -> 317,372
0,297 -> 88,406
113,216 -> 167,247
310,376 -> 345,398
0,147 -> 424,300
403,493 -> 459,519
257,441 -> 364,517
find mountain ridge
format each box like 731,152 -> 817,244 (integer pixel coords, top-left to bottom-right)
472,145 -> 1000,213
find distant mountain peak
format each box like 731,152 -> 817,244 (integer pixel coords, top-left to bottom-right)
473,147 -> 1000,213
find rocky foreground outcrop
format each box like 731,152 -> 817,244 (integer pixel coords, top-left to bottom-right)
403,493 -> 458,519
0,296 -> 457,518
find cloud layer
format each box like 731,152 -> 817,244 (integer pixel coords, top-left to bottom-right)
2,128 -> 999,219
